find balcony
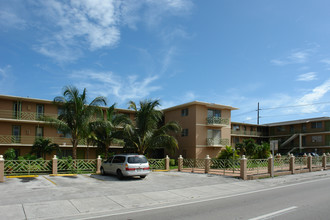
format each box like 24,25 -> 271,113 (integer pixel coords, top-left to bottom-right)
206,138 -> 229,146
231,130 -> 263,136
206,117 -> 229,126
0,110 -> 58,121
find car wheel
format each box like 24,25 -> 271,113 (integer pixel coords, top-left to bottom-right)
100,167 -> 105,176
117,169 -> 124,180
140,175 -> 146,179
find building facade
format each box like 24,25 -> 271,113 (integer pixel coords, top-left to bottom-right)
0,95 -> 134,159
163,101 -> 238,159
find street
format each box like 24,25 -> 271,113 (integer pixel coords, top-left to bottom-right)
92,175 -> 330,220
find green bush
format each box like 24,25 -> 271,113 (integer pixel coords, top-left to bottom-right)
4,148 -> 16,160
170,159 -> 176,166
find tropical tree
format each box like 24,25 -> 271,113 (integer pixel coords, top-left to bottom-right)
123,100 -> 181,155
89,104 -> 130,159
217,146 -> 239,160
253,142 -> 271,159
236,138 -> 258,157
31,138 -> 60,159
45,86 -> 106,159
4,148 -> 16,160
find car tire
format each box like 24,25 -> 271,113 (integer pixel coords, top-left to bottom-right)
100,167 -> 105,176
117,169 -> 124,180
140,175 -> 146,179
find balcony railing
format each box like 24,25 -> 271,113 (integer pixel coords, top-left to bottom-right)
0,110 -> 58,121
231,130 -> 263,136
206,117 -> 229,126
206,138 -> 229,146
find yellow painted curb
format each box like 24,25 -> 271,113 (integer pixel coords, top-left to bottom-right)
49,174 -> 77,177
6,175 -> 38,178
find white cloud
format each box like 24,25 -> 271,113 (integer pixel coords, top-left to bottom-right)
0,10 -> 26,30
70,70 -> 161,104
296,72 -> 317,81
0,65 -> 14,93
27,0 -> 193,62
320,59 -> 330,65
296,79 -> 330,113
271,48 -> 314,66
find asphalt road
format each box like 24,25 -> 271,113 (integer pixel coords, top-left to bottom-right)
93,176 -> 330,220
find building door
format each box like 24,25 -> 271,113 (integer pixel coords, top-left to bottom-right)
326,135 -> 330,146
36,104 -> 44,119
13,101 -> 22,119
12,125 -> 21,143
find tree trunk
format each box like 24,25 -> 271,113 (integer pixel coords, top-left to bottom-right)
72,139 -> 78,159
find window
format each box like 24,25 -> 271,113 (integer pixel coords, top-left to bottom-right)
36,127 -> 44,138
311,122 -> 322,129
207,109 -> 221,118
181,129 -> 189,137
181,108 -> 189,116
302,124 -> 307,132
12,125 -> 21,143
128,156 -> 148,164
312,136 -> 322,143
13,101 -> 22,119
276,126 -> 285,132
233,137 -> 240,144
36,104 -> 44,119
290,125 -> 294,133
57,149 -> 72,158
57,130 -> 72,138
207,129 -> 221,139
232,125 -> 240,131
112,156 -> 126,163
58,107 -> 64,116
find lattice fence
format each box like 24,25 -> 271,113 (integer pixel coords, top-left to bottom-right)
183,159 -> 205,169
294,157 -> 307,170
210,159 -> 240,174
274,157 -> 290,171
148,159 -> 165,170
312,156 -> 323,167
247,159 -> 268,174
57,159 -> 96,174
5,160 -> 52,175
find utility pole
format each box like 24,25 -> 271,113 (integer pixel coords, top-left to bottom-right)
257,102 -> 260,125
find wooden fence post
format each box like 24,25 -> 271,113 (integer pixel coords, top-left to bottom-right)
240,155 -> 247,180
96,155 -> 102,174
322,153 -> 327,170
165,155 -> 170,170
52,155 -> 58,175
205,155 -> 210,174
178,155 -> 183,171
0,155 -> 4,183
268,155 -> 274,177
307,153 -> 312,172
290,154 -> 295,174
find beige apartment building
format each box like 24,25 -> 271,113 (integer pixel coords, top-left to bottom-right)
163,101 -> 238,159
1,94 -> 329,159
0,95 -> 134,159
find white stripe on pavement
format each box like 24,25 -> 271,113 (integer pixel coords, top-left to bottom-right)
249,206 -> 298,220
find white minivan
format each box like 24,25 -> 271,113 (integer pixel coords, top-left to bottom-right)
100,154 -> 150,179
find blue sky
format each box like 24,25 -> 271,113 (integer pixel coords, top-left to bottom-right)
0,0 -> 330,124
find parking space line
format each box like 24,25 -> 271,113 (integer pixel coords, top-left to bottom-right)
6,175 -> 38,178
43,176 -> 57,185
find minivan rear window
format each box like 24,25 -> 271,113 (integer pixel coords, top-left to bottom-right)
127,156 -> 148,164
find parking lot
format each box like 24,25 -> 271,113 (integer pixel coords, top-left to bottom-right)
1,170 -> 329,220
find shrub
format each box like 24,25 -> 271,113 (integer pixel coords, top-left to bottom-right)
4,148 -> 16,160
170,159 -> 176,166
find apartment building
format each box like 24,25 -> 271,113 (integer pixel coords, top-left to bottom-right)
163,101 -> 238,159
265,117 -> 330,154
230,117 -> 330,155
230,122 -> 268,147
0,95 -> 134,159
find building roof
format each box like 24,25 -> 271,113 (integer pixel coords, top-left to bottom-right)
162,101 -> 238,111
231,121 -> 267,127
263,117 -> 330,127
0,94 -> 134,113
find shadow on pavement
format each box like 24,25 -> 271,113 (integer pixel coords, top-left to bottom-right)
90,174 -> 146,182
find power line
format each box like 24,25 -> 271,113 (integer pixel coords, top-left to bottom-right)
260,101 -> 330,111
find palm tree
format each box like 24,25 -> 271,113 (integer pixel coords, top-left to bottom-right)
31,138 -> 60,159
89,104 -> 130,159
217,146 -> 239,160
124,100 -> 181,155
45,86 -> 106,159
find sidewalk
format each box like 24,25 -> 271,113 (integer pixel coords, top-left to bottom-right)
1,170 -> 330,220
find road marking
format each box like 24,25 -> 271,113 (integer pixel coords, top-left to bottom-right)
43,176 -> 57,185
70,175 -> 330,220
6,175 -> 38,178
249,206 -> 297,220
49,174 -> 77,176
